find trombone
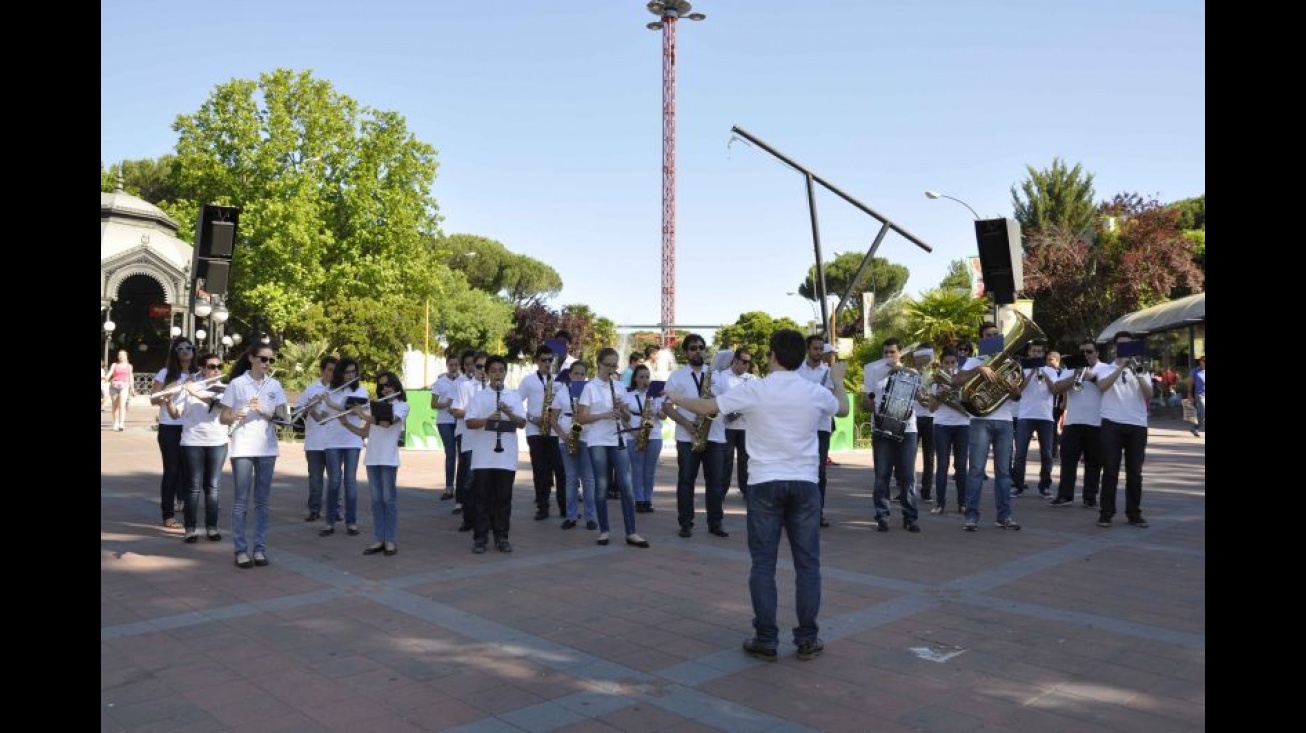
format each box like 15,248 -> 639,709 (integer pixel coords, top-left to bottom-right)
315,391 -> 399,426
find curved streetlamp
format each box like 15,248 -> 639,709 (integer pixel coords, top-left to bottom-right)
924,190 -> 981,220
193,299 -> 213,318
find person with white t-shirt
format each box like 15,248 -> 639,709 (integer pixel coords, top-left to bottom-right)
926,347 -> 970,515
296,355 -> 338,522
1049,339 -> 1109,508
666,328 -> 848,662
451,350 -> 488,529
150,337 -> 199,528
797,336 -> 836,527
955,322 -> 1024,531
1095,331 -> 1153,529
577,348 -> 649,549
170,352 -> 229,543
867,338 -> 922,532
316,357 -> 369,538
219,344 -> 288,569
664,333 -> 730,538
1011,342 -> 1058,498
518,344 -> 567,520
343,372 -> 410,557
465,356 -> 526,554
625,364 -> 666,513
717,348 -> 757,497
429,354 -> 462,501
552,360 -> 597,529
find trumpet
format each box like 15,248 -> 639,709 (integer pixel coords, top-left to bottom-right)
1071,367 -> 1088,392
153,374 -> 224,400
315,391 -> 398,425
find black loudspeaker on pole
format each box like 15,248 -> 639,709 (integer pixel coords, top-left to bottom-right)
973,218 -> 1023,306
190,204 -> 241,297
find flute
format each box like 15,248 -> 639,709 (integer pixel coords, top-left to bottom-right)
314,391 -> 398,425
153,374 -> 224,399
290,377 -> 361,421
228,369 -> 278,436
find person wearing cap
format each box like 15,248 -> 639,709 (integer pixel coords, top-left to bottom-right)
797,335 -> 837,527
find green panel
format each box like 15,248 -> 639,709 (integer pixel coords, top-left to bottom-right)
404,389 -> 447,450
829,412 -> 856,451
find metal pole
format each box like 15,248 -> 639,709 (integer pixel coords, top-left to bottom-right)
659,15 -> 678,348
804,174 -> 829,338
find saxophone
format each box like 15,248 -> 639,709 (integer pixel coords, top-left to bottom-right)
540,375 -> 555,431
635,391 -> 655,451
690,368 -> 716,453
566,392 -> 583,456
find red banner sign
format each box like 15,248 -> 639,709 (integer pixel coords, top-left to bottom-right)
148,304 -> 172,319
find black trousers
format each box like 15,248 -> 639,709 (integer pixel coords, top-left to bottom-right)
723,428 -> 749,494
158,424 -> 187,520
1056,424 -> 1102,502
455,449 -> 474,506
527,434 -> 566,514
916,416 -> 934,498
817,430 -> 831,506
1099,419 -> 1147,519
473,468 -> 515,542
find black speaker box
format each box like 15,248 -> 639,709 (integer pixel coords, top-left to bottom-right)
974,218 -> 1023,304
195,259 -> 231,295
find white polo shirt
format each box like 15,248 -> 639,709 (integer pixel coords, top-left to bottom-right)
296,380 -> 331,451
666,365 -> 725,444
1016,366 -> 1059,421
155,368 -> 196,426
713,371 -> 839,485
516,371 -> 559,438
320,385 -> 369,450
715,368 -> 756,431
364,401 -> 410,467
626,389 -> 665,438
430,372 -> 460,426
1100,364 -> 1149,427
579,377 -> 630,447
1064,362 -> 1111,427
220,372 -> 286,458
466,387 -> 523,471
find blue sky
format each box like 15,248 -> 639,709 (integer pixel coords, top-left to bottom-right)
101,0 -> 1205,331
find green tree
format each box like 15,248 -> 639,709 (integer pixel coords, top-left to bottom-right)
1011,157 -> 1097,236
796,252 -> 909,337
904,289 -> 992,349
101,156 -> 185,203
938,258 -> 974,292
1172,194 -> 1205,231
169,68 -> 471,362
441,233 -> 563,307
713,312 -> 804,376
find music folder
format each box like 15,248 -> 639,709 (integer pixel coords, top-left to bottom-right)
1020,357 -> 1048,370
485,419 -> 516,433
370,400 -> 394,423
646,380 -> 666,399
1114,340 -> 1146,358
978,335 -> 1005,356
568,380 -> 588,399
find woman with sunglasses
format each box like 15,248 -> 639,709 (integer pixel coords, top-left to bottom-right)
105,349 -> 134,431
150,337 -> 199,528
170,353 -> 229,543
577,348 -> 649,548
220,344 -> 288,569
343,372 -> 408,556
317,357 -> 369,538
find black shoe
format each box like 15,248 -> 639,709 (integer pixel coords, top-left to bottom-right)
643,502 -> 655,512
497,539 -> 513,552
534,508 -> 549,521
234,552 -> 254,569
183,532 -> 199,544
458,522 -> 474,532
875,518 -> 889,532
678,526 -> 692,538
253,551 -> 269,567
346,525 -> 360,536
440,489 -> 455,501
904,520 -> 921,533
319,526 -> 335,537
472,542 -> 487,554
994,517 -> 1021,530
796,638 -> 825,661
1049,497 -> 1074,507
585,520 -> 598,531
561,519 -> 577,529
626,534 -> 650,548
820,515 -> 831,528
1038,489 -> 1052,498
1083,499 -> 1098,508
452,505 -> 463,515
1127,516 -> 1150,528
1096,516 -> 1112,528
383,544 -> 397,556
304,512 -> 320,522
596,532 -> 610,546
741,638 -> 778,662
709,527 -> 729,538
363,544 -> 385,555
206,529 -> 222,542
1190,427 -> 1201,437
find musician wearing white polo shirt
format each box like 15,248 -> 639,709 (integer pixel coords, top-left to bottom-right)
955,322 -> 1023,531
1011,342 -> 1058,499
1095,331 -> 1153,529
868,338 -> 921,533
1049,339 -> 1109,508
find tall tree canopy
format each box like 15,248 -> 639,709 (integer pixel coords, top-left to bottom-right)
938,258 -> 974,292
441,233 -> 563,307
714,312 -> 804,377
167,68 -> 511,372
796,252 -> 909,338
1011,157 -> 1097,237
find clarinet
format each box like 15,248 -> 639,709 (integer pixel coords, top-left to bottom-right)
493,387 -> 506,453
610,378 -> 626,449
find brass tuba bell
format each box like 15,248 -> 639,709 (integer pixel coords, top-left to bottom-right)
959,311 -> 1047,417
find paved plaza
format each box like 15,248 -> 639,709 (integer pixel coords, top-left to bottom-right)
102,409 -> 1205,732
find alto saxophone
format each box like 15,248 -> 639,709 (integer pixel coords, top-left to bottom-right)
540,376 -> 555,430
635,391 -> 655,451
690,368 -> 716,453
566,393 -> 583,456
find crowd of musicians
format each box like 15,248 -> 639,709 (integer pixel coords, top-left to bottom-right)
123,321 -> 1163,658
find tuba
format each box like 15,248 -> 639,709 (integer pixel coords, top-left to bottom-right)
690,368 -> 716,453
959,310 -> 1047,417
927,362 -> 967,414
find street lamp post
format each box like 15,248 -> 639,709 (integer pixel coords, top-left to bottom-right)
645,1 -> 707,348
103,320 -> 117,363
924,190 -> 980,220
786,292 -> 820,328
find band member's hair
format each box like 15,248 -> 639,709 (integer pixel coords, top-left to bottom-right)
882,337 -> 902,350
979,321 -> 998,338
771,329 -> 806,370
629,351 -> 643,364
318,355 -> 339,371
805,334 -> 824,349
554,330 -> 572,344
230,343 -> 276,381
597,347 -> 619,366
681,333 -> 705,351
484,355 -> 507,371
956,339 -> 974,352
941,347 -> 959,362
331,357 -> 360,389
643,345 -> 659,359
734,347 -> 752,361
534,344 -> 555,361
163,336 -> 199,384
374,371 -> 406,402
460,349 -> 476,365
1112,330 -> 1135,343
632,364 -> 650,383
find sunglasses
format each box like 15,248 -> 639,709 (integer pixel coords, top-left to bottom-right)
175,345 -> 195,353
1081,349 -> 1096,354
601,362 -> 619,369
475,363 -> 487,369
686,344 -> 706,352
737,359 -> 753,366
377,382 -> 392,389
253,355 -> 276,364
204,363 -> 223,369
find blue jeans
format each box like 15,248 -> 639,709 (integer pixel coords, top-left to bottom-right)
305,449 -> 327,515
366,465 -> 398,543
627,438 -> 662,504
675,441 -> 726,531
437,423 -> 458,490
1194,394 -> 1205,430
745,480 -> 822,647
324,447 -> 361,526
230,456 -> 275,555
589,445 -> 637,535
873,432 -> 919,522
560,440 -> 596,521
1013,418 -> 1054,491
183,444 -> 227,530
966,418 -> 1014,523
933,423 -> 969,508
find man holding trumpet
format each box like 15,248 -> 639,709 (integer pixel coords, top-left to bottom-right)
464,356 -> 526,554
1049,339 -> 1108,508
